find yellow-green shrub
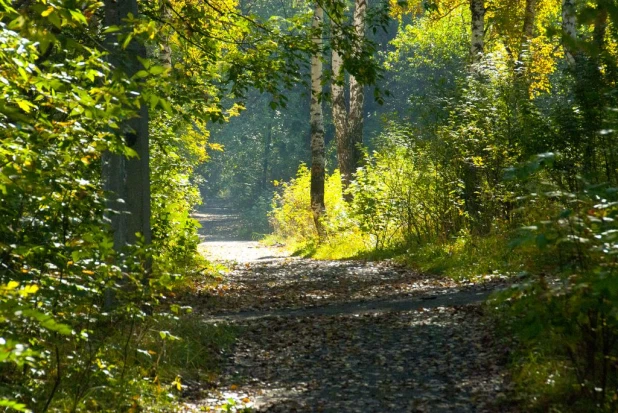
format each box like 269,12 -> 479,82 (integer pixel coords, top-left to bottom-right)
269,165 -> 366,252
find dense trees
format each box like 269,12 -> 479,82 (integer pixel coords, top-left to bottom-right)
3,0 -> 618,410
269,0 -> 618,410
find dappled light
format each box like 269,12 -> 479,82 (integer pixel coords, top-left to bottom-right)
2,0 -> 618,411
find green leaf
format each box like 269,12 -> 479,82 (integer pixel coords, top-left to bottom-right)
0,399 -> 29,412
122,33 -> 134,50
22,310 -> 72,335
134,70 -> 149,79
69,9 -> 88,25
102,25 -> 122,34
148,65 -> 166,75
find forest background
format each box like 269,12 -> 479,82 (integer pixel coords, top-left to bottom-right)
1,0 -> 618,411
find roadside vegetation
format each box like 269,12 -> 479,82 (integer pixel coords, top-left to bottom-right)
266,1 -> 618,410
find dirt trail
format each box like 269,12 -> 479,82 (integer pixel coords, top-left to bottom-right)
187,210 -> 515,412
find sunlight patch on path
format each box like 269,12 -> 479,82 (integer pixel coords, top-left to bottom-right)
198,240 -> 289,263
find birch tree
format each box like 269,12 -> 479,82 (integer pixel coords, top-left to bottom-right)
562,0 -> 577,66
470,0 -> 485,66
310,2 -> 326,238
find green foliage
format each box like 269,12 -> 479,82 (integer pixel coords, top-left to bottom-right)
0,2 -> 221,410
270,1 -> 618,409
494,177 -> 618,411
150,111 -> 209,276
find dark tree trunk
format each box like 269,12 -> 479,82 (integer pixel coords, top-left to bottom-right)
103,0 -> 151,249
349,0 -> 367,172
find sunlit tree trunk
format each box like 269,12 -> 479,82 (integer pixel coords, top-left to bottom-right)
310,2 -> 326,238
331,0 -> 366,200
349,0 -> 367,173
516,0 -> 536,76
464,0 -> 485,233
103,0 -> 151,249
160,0 -> 173,70
562,0 -> 577,66
470,0 -> 484,66
331,45 -> 352,196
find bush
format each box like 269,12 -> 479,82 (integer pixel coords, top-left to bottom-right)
494,160 -> 618,411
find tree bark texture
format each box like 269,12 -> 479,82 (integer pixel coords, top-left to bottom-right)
470,0 -> 485,66
562,0 -> 577,66
331,45 -> 352,193
349,0 -> 366,170
103,0 -> 151,249
160,0 -> 173,70
331,0 -> 366,199
310,3 -> 326,238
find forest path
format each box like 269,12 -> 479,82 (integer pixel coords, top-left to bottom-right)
186,210 -> 514,412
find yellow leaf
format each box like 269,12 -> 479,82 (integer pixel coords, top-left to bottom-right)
6,281 -> 19,290
82,270 -> 95,275
22,285 -> 39,295
15,99 -> 34,113
41,6 -> 54,17
208,142 -> 224,152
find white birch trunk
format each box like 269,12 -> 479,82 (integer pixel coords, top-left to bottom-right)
562,0 -> 577,66
160,0 -> 173,70
310,3 -> 326,238
470,0 -> 485,66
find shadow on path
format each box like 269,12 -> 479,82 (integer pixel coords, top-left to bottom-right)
185,208 -> 514,412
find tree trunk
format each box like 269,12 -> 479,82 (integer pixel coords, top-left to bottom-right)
516,0 -> 536,76
465,0 -> 485,232
331,45 -> 352,196
331,0 -> 366,201
103,0 -> 151,249
562,0 -> 577,66
160,0 -> 173,70
349,0 -> 367,172
310,3 -> 326,239
262,117 -> 273,190
470,0 -> 485,66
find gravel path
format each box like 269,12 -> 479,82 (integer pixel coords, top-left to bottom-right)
184,211 -> 515,412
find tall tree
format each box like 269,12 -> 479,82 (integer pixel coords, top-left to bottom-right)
331,43 -> 351,193
349,0 -> 367,172
331,0 -> 367,199
562,0 -> 578,66
103,0 -> 151,250
470,0 -> 485,65
516,0 -> 537,76
310,2 -> 326,238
